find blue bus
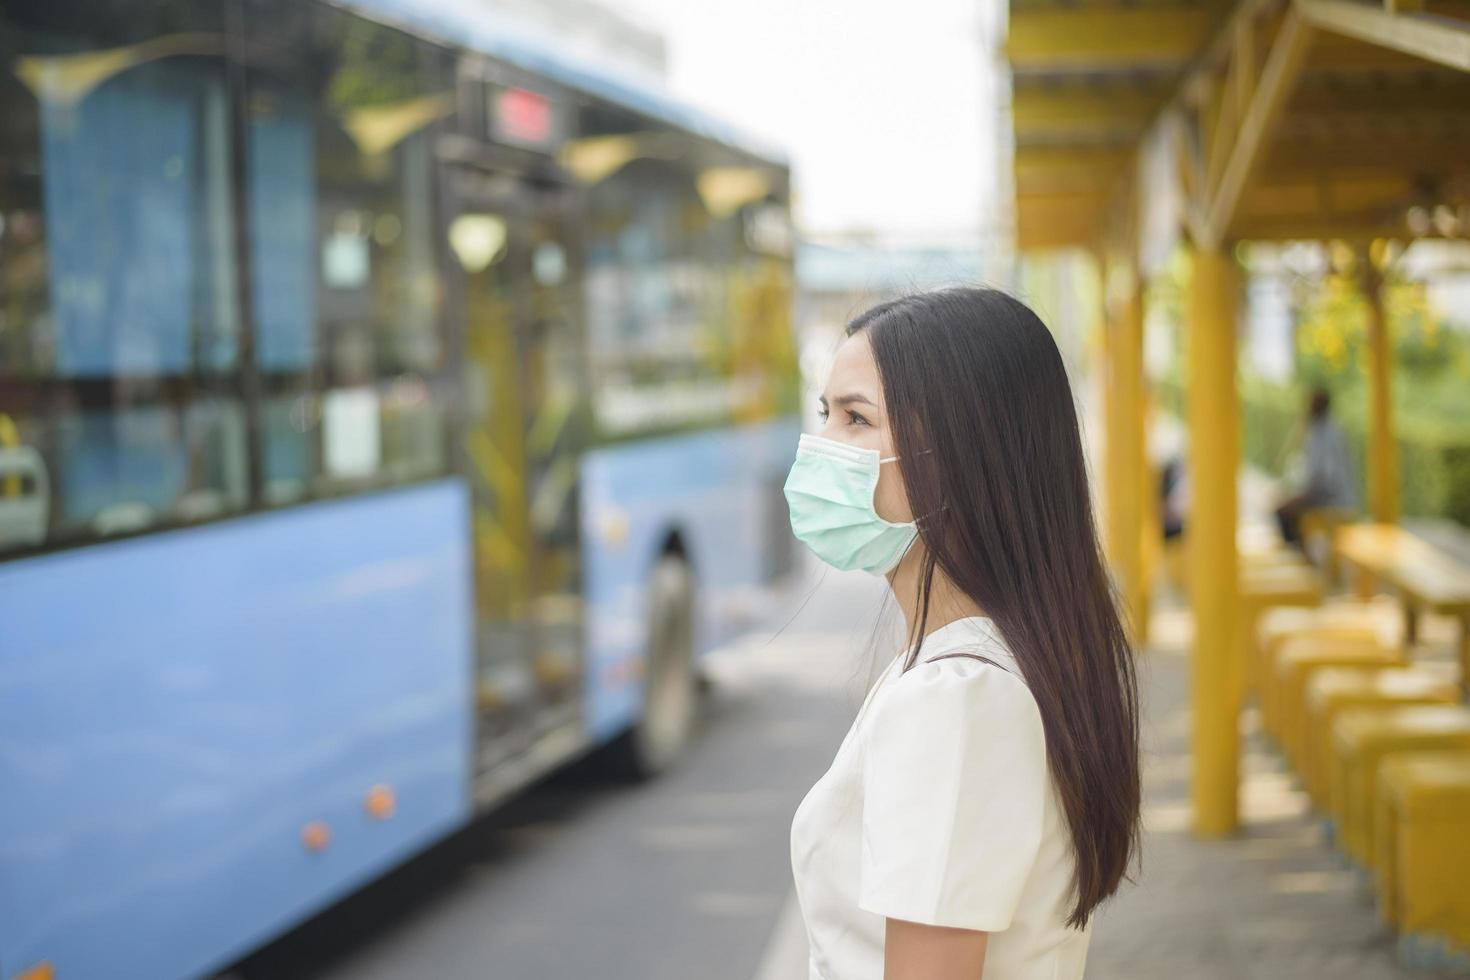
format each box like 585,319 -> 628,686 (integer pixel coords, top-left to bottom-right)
0,2 -> 800,976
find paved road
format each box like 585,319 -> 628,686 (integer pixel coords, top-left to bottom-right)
230,559 -> 889,980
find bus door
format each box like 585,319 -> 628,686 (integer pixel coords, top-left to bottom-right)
442,164 -> 588,790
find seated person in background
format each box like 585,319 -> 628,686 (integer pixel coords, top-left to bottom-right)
1274,387 -> 1357,547
1160,455 -> 1186,542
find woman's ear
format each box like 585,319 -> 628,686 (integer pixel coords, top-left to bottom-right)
873,455 -> 916,525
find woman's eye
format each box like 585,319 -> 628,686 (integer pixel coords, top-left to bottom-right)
816,407 -> 830,422
847,411 -> 870,426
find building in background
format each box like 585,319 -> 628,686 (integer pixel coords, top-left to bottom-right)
981,0 -> 1016,288
793,233 -> 986,395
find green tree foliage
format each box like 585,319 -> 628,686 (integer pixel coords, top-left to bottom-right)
1154,251 -> 1470,525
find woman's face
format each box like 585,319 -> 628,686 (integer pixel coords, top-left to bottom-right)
818,332 -> 915,525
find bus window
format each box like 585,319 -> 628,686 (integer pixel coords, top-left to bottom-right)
0,4 -> 247,554
241,0 -> 453,501
574,107 -> 795,442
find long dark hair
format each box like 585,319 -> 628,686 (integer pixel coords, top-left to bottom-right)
849,285 -> 1141,931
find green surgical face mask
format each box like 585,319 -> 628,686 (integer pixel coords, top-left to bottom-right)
783,433 -> 919,576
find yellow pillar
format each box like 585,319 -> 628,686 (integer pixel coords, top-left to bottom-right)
1138,381 -> 1159,647
1102,258 -> 1124,575
1101,259 -> 1146,646
1188,244 -> 1241,837
1362,254 -> 1399,524
1109,275 -> 1147,645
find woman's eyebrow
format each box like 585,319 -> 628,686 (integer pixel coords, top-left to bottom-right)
819,393 -> 877,408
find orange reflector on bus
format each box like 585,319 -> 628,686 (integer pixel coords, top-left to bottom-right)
301,820 -> 331,852
365,784 -> 396,820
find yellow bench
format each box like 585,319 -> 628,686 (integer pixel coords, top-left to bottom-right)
1254,599 -> 1404,740
1336,523 -> 1470,694
1255,595 -> 1404,651
1374,752 -> 1470,971
1300,667 -> 1463,809
1328,704 -> 1470,867
1268,635 -> 1404,750
1373,751 -> 1470,929
1238,561 -> 1323,702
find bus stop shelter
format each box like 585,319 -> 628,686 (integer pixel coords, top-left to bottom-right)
1007,0 -> 1470,836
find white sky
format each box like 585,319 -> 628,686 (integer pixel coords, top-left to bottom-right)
606,0 -> 1000,243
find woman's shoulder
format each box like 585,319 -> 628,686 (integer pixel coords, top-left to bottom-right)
860,647 -> 1051,807
872,647 -> 1043,734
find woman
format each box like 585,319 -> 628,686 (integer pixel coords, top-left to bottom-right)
785,287 -> 1141,980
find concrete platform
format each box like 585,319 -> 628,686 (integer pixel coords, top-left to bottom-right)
1082,599 -> 1466,979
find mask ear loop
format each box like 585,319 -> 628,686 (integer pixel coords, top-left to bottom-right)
914,503 -> 949,527
876,448 -> 943,523
877,447 -> 934,465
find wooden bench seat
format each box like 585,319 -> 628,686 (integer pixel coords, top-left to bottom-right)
1336,524 -> 1470,692
1238,561 -> 1324,701
1301,666 -> 1462,808
1373,752 -> 1470,971
1268,635 -> 1405,749
1254,598 -> 1404,746
1328,704 -> 1470,867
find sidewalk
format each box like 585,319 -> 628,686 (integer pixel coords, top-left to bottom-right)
1084,593 -> 1467,979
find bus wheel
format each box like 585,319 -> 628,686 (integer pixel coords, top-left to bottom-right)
611,553 -> 698,780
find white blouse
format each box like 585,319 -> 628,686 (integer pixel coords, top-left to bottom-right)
789,616 -> 1092,980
